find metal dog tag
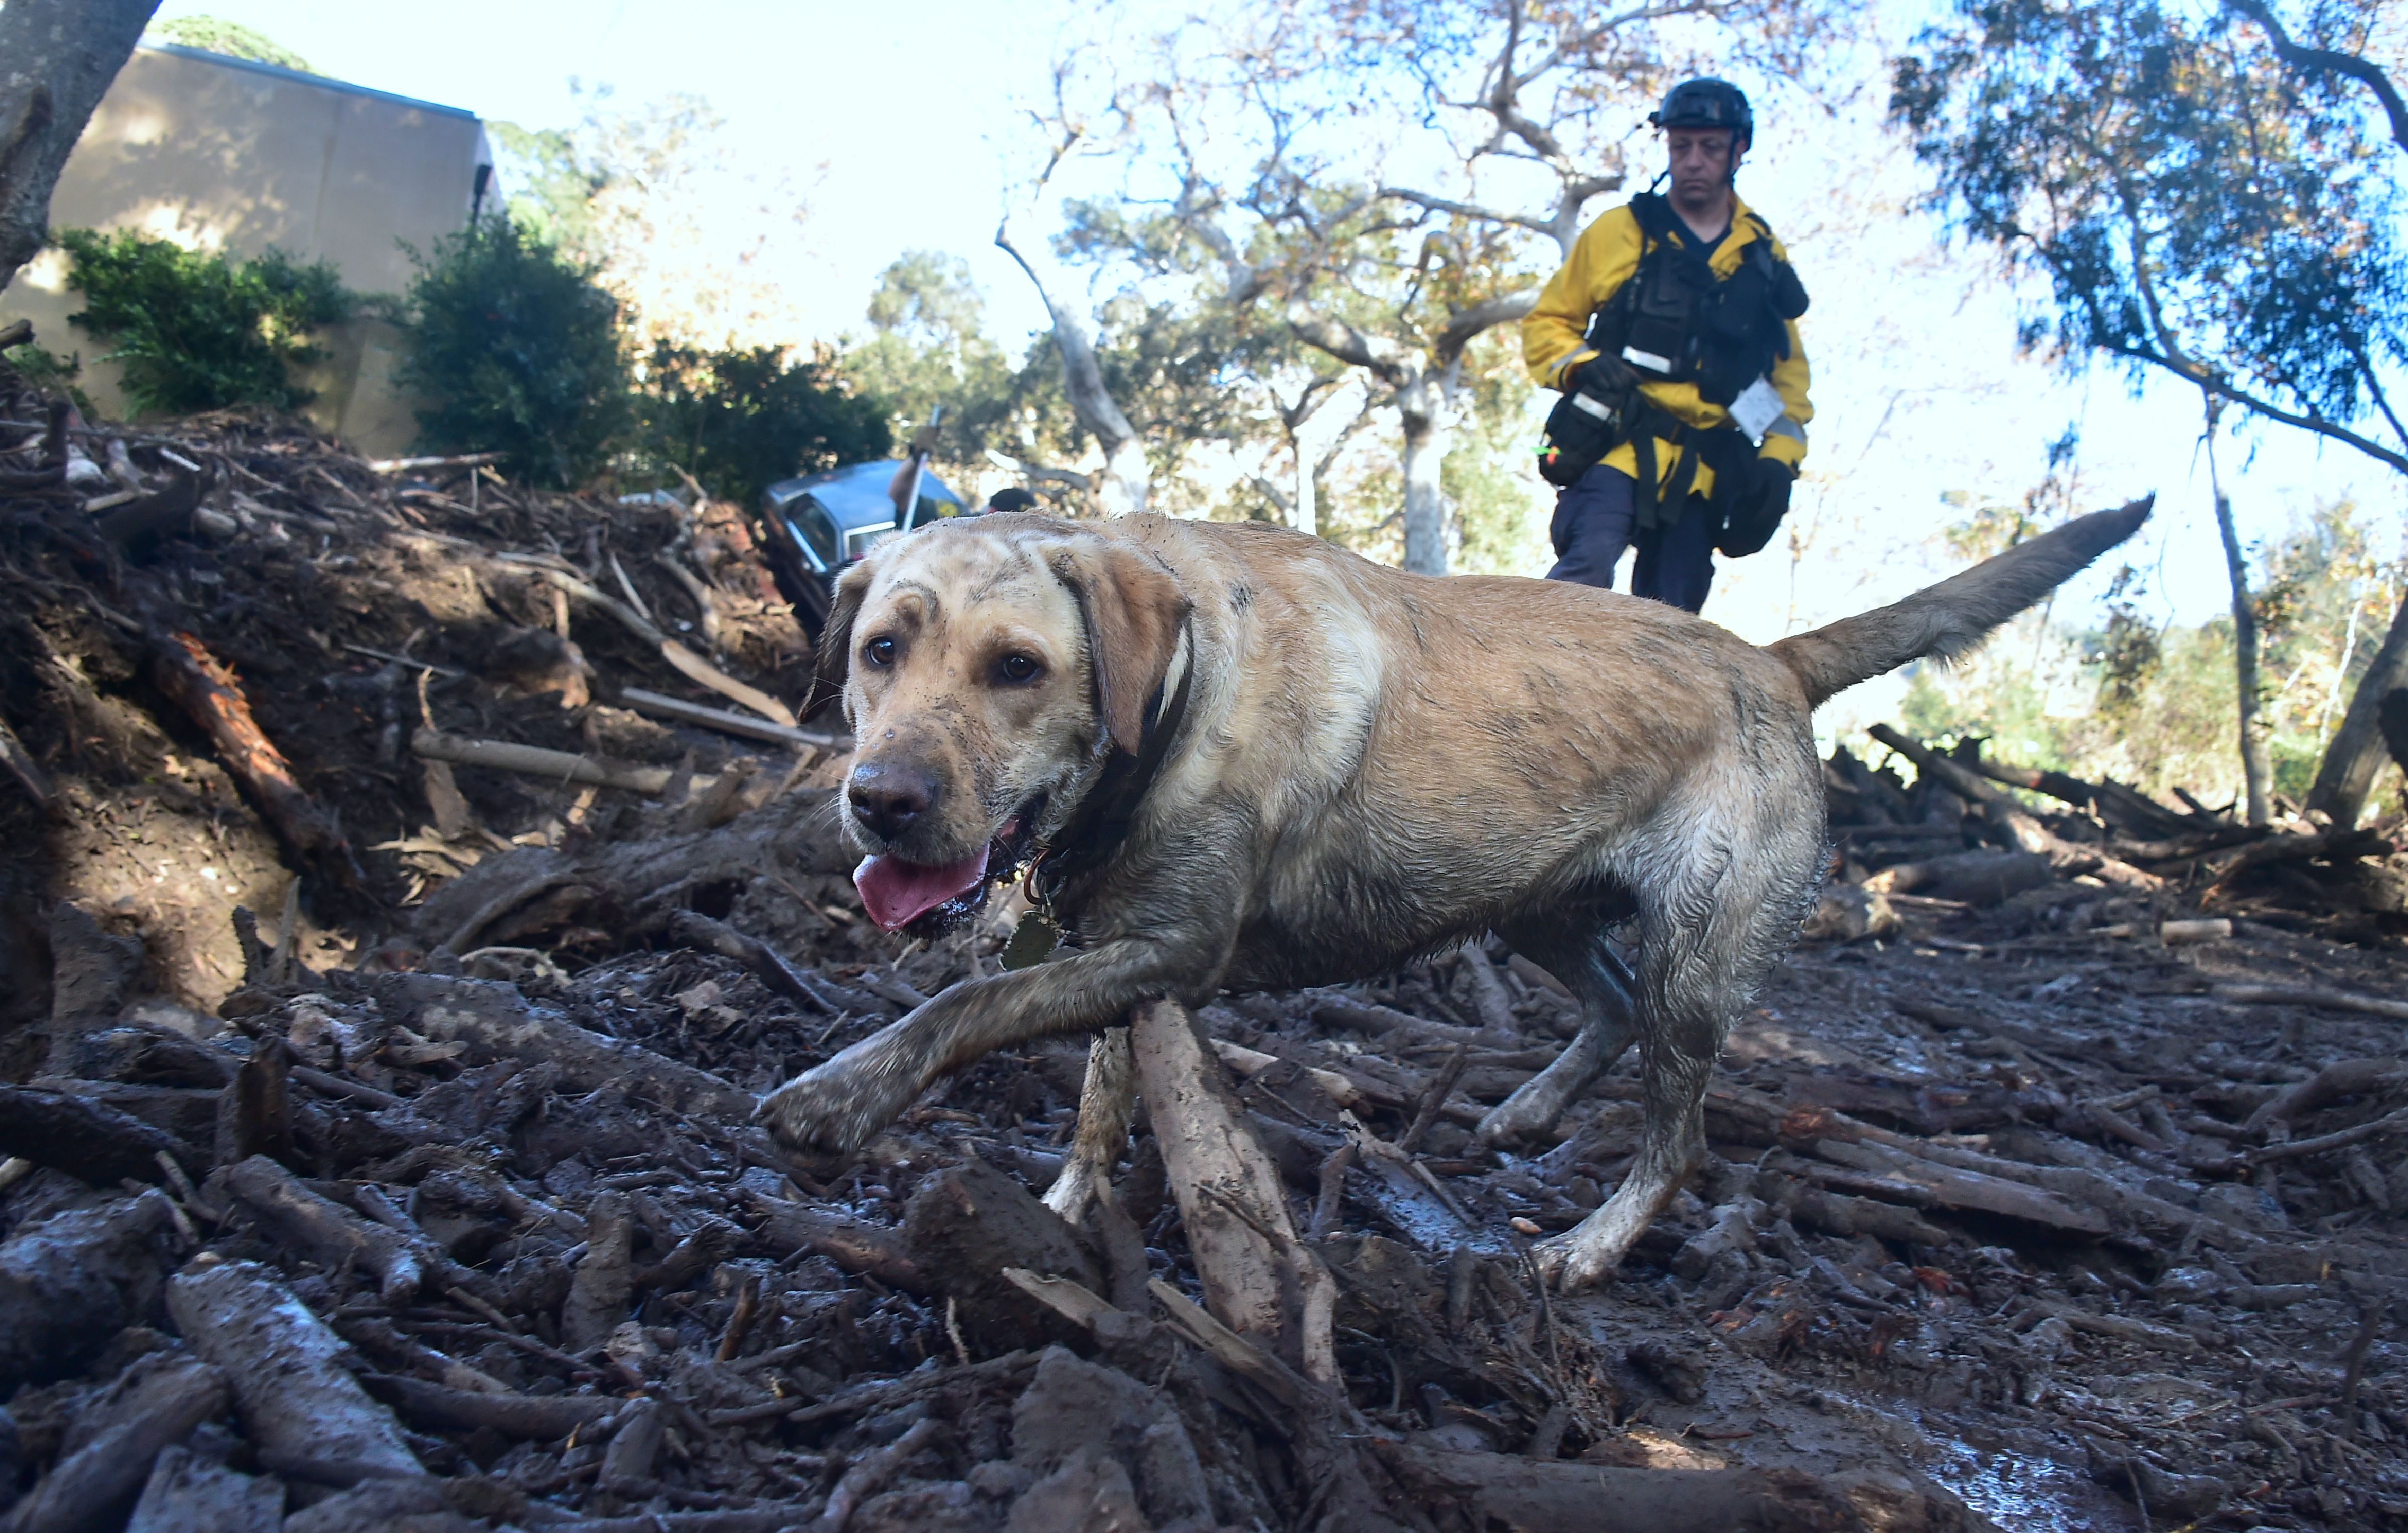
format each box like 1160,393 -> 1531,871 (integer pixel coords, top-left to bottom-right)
1000,911 -> 1062,970
1728,376 -> 1784,442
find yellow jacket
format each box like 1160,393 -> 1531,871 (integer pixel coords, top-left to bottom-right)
1521,193 -> 1812,498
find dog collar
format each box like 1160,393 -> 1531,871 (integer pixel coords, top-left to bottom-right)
1027,619 -> 1196,919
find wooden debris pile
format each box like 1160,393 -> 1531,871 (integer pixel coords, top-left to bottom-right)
1,892 -> 2002,1532
1810,724 -> 2408,951
8,353 -> 2408,1528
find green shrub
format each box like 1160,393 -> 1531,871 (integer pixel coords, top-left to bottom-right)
635,341 -> 890,506
146,15 -> 314,72
399,220 -> 631,489
53,228 -> 352,415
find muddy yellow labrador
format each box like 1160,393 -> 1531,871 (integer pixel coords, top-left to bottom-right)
760,501 -> 2149,1290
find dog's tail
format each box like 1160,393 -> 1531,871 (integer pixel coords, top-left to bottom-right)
1769,497 -> 2153,709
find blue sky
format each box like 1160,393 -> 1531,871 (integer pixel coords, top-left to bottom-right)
150,0 -> 2403,680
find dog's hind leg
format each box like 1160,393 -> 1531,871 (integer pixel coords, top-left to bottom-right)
1537,813 -> 1821,1293
1475,918 -> 1639,1148
1043,1025 -> 1135,1221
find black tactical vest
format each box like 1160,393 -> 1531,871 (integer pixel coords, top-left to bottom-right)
1585,194 -> 1809,408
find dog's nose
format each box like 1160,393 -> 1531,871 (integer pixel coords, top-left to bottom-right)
848,762 -> 938,841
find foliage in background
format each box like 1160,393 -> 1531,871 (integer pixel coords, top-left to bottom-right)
488,89 -> 814,352
843,251 -> 1041,483
53,228 -> 351,414
635,341 -> 890,506
1890,0 -> 2408,821
1891,0 -> 2405,466
838,250 -> 1294,518
0,343 -> 94,418
145,14 -> 313,73
399,220 -> 630,489
1897,498 -> 2407,809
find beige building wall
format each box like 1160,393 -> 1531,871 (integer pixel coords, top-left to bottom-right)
0,43 -> 489,456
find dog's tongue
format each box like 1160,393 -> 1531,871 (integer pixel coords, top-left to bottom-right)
854,847 -> 990,932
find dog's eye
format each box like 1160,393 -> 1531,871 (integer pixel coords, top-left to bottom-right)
863,636 -> 898,668
994,653 -> 1042,685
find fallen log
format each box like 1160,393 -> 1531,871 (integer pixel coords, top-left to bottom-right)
810,1415 -> 941,1532
1777,1183 -> 1954,1248
1132,998 -> 1337,1382
520,563 -> 796,727
221,1155 -> 434,1305
2213,983 -> 2408,1024
0,1193 -> 176,1389
667,911 -> 838,1015
370,973 -> 757,1120
2244,1057 -> 2408,1132
1866,725 -> 2158,889
361,1374 -> 616,1440
125,1445 -> 282,1533
0,716 -> 49,810
366,451 -> 504,474
149,630 -> 348,864
412,727 -> 694,796
2,1359 -> 225,1533
2250,1105 -> 2408,1164
1862,850 -> 2053,906
407,784 -> 852,953
1388,1446 -> 1906,1533
1784,1141 -> 2107,1236
743,1190 -> 929,1293
0,1085 -> 192,1184
1211,1036 -> 1378,1109
621,687 -> 846,751
2201,829 -> 2390,889
166,1260 -> 423,1481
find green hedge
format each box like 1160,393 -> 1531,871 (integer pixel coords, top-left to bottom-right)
399,219 -> 632,490
636,341 -> 890,506
53,228 -> 352,414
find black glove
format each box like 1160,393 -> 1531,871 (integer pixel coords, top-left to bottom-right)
1716,455 -> 1794,557
1537,356 -> 1639,488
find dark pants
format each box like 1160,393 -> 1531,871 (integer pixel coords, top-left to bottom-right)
1545,463 -> 1717,613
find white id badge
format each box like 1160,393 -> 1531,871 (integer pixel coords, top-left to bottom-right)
1728,376 -> 1785,442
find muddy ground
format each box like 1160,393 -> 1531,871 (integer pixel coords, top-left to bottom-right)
3,382 -> 2406,1532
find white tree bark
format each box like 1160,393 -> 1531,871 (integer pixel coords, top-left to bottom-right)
0,0 -> 159,293
996,212 -> 1150,519
1396,372 -> 1451,575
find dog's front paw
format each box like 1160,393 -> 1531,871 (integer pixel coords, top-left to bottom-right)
756,1043 -> 924,1152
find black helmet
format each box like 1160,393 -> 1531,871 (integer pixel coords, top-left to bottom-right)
985,486 -> 1039,513
1649,78 -> 1753,148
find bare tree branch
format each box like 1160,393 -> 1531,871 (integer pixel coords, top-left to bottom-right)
1434,290 -> 1540,364
2226,0 -> 2408,150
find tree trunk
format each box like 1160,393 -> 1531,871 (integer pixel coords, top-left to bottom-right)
1397,372 -> 1450,576
1292,443 -> 1317,538
2308,588 -> 2408,828
2212,487 -> 2273,825
0,0 -> 158,293
996,221 -> 1150,518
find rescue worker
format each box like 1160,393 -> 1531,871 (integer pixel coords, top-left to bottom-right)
1521,77 -> 1812,612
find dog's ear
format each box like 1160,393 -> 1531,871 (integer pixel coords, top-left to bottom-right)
806,559 -> 876,720
1049,541 -> 1190,755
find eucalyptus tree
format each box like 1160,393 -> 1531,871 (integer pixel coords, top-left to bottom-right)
0,0 -> 158,295
1892,0 -> 2408,825
1031,0 -> 1839,572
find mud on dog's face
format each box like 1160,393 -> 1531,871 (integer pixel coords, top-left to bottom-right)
811,516 -> 1189,934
